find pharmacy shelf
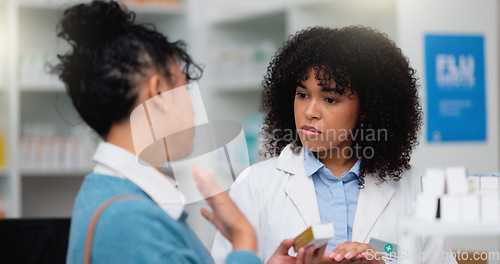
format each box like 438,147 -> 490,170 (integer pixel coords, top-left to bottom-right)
206,0 -> 329,26
20,84 -> 65,92
216,82 -> 263,93
399,219 -> 500,237
22,175 -> 85,218
124,1 -> 184,15
209,6 -> 286,26
398,219 -> 500,264
2,0 -> 188,218
16,0 -> 184,15
207,11 -> 285,95
21,168 -> 92,177
17,1 -> 75,10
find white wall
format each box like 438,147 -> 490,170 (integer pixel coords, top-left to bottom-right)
397,0 -> 499,174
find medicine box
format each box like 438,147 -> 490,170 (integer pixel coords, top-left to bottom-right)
293,223 -> 334,252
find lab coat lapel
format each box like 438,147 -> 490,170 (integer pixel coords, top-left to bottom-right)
277,146 -> 321,227
283,167 -> 321,227
352,174 -> 395,243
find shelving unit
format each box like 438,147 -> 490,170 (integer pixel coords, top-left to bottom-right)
399,219 -> 500,264
1,0 -> 187,218
198,0 -> 399,162
118,1 -> 183,15
0,3 -> 6,91
0,3 -> 7,188
400,220 -> 500,237
287,0 -> 396,38
203,0 -> 397,95
14,1 -> 88,217
209,11 -> 285,91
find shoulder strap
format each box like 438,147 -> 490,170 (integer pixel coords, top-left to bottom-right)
83,195 -> 140,264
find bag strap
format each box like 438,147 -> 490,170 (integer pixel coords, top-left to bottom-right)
83,195 -> 140,264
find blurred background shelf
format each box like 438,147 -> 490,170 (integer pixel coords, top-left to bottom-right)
20,84 -> 65,92
21,175 -> 85,217
16,0 -> 183,13
399,219 -> 500,264
400,219 -> 500,237
21,169 -> 92,177
215,82 -> 264,93
207,4 -> 286,26
124,1 -> 184,15
0,0 -> 187,219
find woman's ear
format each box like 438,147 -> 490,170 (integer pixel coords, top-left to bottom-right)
145,74 -> 171,112
146,74 -> 163,99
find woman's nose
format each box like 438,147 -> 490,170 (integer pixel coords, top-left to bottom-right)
305,100 -> 321,120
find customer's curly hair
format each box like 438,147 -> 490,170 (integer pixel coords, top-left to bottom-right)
260,26 -> 422,183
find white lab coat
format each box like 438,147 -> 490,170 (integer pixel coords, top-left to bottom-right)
211,144 -> 457,264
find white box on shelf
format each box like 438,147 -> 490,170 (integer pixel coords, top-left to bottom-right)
69,137 -> 79,170
52,138 -> 62,171
415,193 -> 438,221
480,193 -> 499,223
18,139 -> 27,170
440,195 -> 460,223
480,176 -> 499,192
468,175 -> 481,193
461,194 -> 480,223
422,168 -> 445,196
445,166 -> 468,195
41,137 -> 52,171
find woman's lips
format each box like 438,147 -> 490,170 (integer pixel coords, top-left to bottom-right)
301,126 -> 321,137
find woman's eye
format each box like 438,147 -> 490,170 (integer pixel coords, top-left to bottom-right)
325,98 -> 337,104
296,92 -> 307,99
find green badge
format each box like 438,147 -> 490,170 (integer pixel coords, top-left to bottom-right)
384,243 -> 393,253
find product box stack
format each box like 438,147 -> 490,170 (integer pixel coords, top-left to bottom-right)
415,167 -> 500,223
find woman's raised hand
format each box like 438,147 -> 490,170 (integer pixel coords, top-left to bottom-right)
192,164 -> 257,252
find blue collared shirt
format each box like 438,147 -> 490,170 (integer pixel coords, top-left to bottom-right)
304,150 -> 361,252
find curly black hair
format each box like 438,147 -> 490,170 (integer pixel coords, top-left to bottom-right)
51,0 -> 202,137
260,26 -> 422,183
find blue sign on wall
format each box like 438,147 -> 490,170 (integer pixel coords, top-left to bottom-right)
425,35 -> 486,142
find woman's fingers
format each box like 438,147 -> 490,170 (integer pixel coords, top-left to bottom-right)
273,238 -> 295,255
200,208 -> 214,223
330,242 -> 374,262
292,244 -> 327,264
192,164 -> 225,202
296,248 -> 306,264
313,244 -> 327,262
304,245 -> 316,264
192,164 -> 256,252
345,243 -> 372,260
